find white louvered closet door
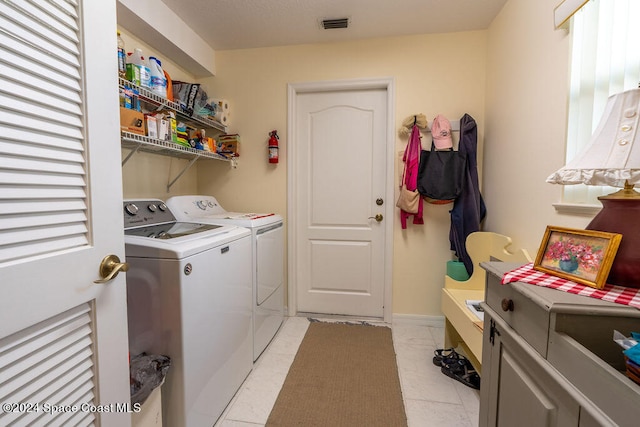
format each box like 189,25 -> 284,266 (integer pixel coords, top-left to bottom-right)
0,1 -> 130,426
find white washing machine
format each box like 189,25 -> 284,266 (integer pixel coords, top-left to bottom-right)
123,199 -> 252,427
166,195 -> 284,361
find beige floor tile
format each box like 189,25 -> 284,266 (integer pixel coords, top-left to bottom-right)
217,316 -> 480,426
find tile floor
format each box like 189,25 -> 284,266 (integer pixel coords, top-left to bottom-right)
215,316 -> 480,427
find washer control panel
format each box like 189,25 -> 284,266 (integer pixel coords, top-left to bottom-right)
124,199 -> 175,229
195,199 -> 219,211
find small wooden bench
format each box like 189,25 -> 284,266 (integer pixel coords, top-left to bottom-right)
441,232 -> 531,375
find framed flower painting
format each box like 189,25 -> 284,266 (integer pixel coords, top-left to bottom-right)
534,226 -> 622,289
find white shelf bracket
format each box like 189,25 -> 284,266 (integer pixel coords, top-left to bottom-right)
167,156 -> 199,192
122,143 -> 142,166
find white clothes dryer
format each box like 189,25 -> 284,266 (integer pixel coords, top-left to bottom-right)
123,199 -> 252,427
166,195 -> 284,361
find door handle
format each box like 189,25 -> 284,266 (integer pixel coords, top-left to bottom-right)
368,214 -> 383,222
94,254 -> 129,284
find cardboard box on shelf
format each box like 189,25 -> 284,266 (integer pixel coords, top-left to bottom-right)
217,134 -> 240,156
120,107 -> 145,135
153,111 -> 175,142
156,116 -> 169,141
145,115 -> 158,139
221,140 -> 238,155
169,115 -> 178,143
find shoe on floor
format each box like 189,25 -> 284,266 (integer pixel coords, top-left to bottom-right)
441,358 -> 481,390
433,348 -> 460,367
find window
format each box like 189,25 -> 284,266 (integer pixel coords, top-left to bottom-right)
563,0 -> 640,205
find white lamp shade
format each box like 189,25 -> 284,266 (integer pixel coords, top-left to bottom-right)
547,88 -> 640,187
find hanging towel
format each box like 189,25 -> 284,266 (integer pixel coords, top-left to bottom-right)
449,114 -> 486,274
400,125 -> 424,229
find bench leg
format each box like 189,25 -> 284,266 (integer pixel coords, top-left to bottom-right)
443,318 -> 461,349
443,318 -> 482,376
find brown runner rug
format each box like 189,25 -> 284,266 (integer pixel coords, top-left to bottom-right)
266,321 -> 408,427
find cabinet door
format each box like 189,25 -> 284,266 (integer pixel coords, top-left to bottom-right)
480,311 -> 580,427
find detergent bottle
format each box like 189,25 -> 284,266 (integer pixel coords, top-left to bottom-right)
129,48 -> 150,89
117,31 -> 126,79
125,54 -> 140,86
148,57 -> 167,99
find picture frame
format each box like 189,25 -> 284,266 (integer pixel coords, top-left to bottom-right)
533,226 -> 622,289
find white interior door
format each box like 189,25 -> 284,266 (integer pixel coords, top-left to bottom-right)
289,79 -> 394,319
0,1 -> 130,426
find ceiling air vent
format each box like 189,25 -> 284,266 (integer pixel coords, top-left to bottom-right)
321,18 -> 350,30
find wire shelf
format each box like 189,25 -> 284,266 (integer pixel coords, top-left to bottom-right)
118,77 -> 227,132
121,132 -> 233,163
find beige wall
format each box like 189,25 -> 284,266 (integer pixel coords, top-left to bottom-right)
483,0 -> 592,256
197,33 -> 487,316
119,0 -> 595,317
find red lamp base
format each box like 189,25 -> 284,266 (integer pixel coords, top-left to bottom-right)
586,193 -> 640,289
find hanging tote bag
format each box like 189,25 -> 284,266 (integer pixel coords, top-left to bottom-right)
396,168 -> 420,213
417,142 -> 466,203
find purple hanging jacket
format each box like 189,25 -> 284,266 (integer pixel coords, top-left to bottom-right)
449,114 -> 487,274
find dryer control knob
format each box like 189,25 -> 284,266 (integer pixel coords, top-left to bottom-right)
148,203 -> 158,212
196,200 -> 208,210
125,203 -> 139,216
158,203 -> 167,211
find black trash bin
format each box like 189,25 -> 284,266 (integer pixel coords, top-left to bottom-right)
130,353 -> 171,406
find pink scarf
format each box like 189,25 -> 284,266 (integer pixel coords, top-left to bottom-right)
400,125 -> 423,229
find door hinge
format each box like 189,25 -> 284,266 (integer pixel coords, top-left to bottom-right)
489,319 -> 500,346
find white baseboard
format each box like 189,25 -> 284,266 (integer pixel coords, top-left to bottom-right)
285,308 -> 445,328
392,313 -> 445,327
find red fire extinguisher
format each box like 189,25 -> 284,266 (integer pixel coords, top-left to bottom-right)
268,130 -> 279,164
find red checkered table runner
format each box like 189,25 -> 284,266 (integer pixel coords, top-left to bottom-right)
502,263 -> 640,309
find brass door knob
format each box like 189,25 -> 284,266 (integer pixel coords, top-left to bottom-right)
368,214 -> 383,222
94,254 -> 129,284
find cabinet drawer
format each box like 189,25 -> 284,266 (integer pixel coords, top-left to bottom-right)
486,273 -> 550,357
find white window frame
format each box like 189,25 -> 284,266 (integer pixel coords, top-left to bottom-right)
554,0 -> 640,215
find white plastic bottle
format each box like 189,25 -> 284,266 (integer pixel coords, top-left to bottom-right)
148,57 -> 167,98
131,48 -> 150,89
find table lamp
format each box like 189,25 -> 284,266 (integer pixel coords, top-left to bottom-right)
547,88 -> 640,288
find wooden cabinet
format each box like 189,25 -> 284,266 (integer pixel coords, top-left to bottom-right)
479,262 -> 640,427
481,312 -> 582,426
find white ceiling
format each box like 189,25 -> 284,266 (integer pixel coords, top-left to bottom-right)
159,0 -> 508,50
